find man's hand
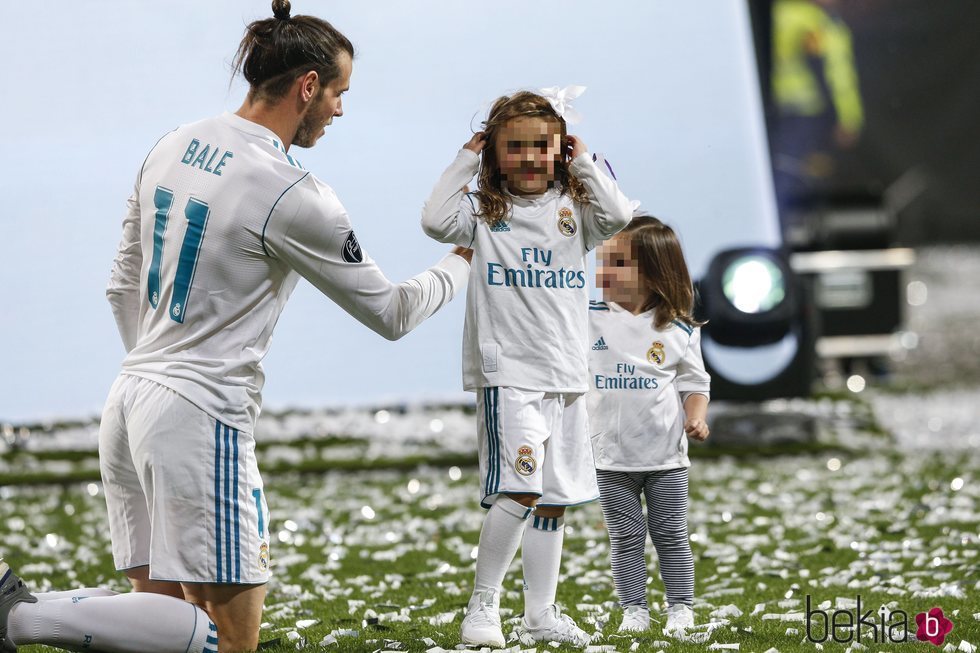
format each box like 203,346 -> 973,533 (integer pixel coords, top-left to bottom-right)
684,417 -> 709,442
452,246 -> 474,264
565,134 -> 587,160
463,132 -> 487,154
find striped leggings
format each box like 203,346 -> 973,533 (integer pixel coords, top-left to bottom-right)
596,467 -> 694,608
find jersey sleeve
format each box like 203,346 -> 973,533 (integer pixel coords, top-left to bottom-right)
264,177 -> 469,341
106,179 -> 143,352
677,327 -> 711,400
571,153 -> 633,251
421,149 -> 480,247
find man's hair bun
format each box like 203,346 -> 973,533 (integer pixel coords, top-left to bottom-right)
272,0 -> 291,20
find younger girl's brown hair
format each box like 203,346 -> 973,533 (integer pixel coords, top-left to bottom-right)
622,215 -> 705,330
474,91 -> 589,227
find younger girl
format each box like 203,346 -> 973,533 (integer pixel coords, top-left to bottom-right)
587,215 -> 710,635
422,90 -> 632,647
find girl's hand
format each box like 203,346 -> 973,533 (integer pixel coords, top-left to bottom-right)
464,132 -> 487,154
566,134 -> 587,160
685,417 -> 709,442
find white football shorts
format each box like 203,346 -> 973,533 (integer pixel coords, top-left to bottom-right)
99,374 -> 271,584
476,387 -> 599,508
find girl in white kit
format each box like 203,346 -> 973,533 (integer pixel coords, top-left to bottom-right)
587,215 -> 711,636
422,88 -> 632,648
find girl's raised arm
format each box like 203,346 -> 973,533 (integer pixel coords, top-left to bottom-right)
421,133 -> 486,247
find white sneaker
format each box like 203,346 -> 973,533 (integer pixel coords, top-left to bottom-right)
618,605 -> 650,633
460,588 -> 505,648
663,603 -> 695,636
518,604 -> 591,648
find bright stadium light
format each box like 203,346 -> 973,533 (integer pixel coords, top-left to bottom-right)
722,256 -> 786,314
699,247 -> 797,347
696,246 -> 816,399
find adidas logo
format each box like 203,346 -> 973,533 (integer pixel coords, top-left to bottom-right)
592,337 -> 608,351
489,221 -> 511,232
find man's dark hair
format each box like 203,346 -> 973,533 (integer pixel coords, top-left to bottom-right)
232,0 -> 354,101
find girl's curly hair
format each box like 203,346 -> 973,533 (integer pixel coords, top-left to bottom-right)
473,91 -> 589,227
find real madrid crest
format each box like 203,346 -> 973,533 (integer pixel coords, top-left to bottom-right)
557,207 -> 576,237
258,542 -> 270,572
647,340 -> 666,365
515,445 -> 537,476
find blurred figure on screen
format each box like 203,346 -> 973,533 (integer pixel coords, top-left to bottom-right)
771,0 -> 864,211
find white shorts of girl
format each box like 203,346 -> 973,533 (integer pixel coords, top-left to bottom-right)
476,387 -> 599,509
98,374 -> 271,584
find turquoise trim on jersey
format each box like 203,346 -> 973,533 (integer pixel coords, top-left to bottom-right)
148,186 -> 175,309
252,488 -> 264,538
232,427 -> 241,583
482,387 -> 503,504
482,389 -> 489,498
169,198 -> 210,324
464,193 -> 478,213
136,128 -> 178,187
491,388 -> 500,496
488,388 -> 496,498
672,319 -> 694,336
223,425 -> 232,584
271,139 -> 303,169
480,389 -> 517,509
261,172 -> 311,256
213,423 -> 242,583
483,388 -> 494,499
589,300 -> 609,311
213,421 -> 222,582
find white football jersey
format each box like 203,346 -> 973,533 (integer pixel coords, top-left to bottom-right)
421,150 -> 632,392
587,301 -> 710,471
107,112 -> 468,432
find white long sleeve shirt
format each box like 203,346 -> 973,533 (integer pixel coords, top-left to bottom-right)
421,149 -> 632,392
107,112 -> 468,432
587,301 -> 711,471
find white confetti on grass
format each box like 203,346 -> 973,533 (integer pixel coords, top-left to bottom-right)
709,605 -> 743,619
2,393 -> 979,651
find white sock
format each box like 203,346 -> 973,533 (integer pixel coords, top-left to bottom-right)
522,514 -> 565,627
473,496 -> 532,595
34,588 -> 119,601
8,592 -> 217,653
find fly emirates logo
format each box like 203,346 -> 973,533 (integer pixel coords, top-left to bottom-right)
486,247 -> 586,289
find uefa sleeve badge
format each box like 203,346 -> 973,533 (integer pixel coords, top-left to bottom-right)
342,231 -> 363,263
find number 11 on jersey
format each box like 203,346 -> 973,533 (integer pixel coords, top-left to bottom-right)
147,185 -> 211,324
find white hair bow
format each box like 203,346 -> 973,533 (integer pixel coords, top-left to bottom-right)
539,85 -> 586,124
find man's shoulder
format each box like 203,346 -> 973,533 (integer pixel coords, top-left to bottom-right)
268,171 -> 347,224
